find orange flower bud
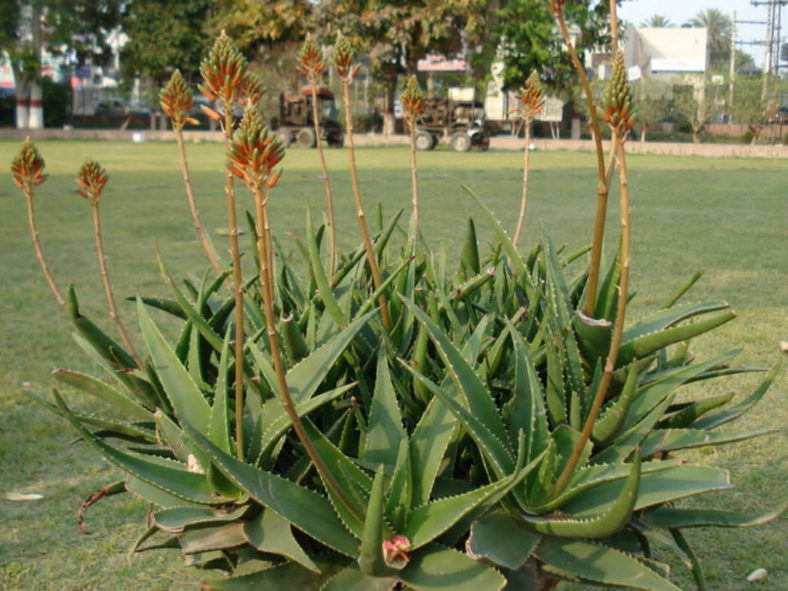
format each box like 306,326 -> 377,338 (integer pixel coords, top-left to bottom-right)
76,160 -> 109,204
10,139 -> 48,191
333,33 -> 355,81
160,70 -> 194,130
299,36 -> 325,82
199,31 -> 248,107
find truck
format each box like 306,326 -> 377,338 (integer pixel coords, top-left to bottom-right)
272,86 -> 344,148
414,96 -> 491,152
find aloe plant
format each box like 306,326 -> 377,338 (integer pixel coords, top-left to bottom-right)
11,16 -> 785,591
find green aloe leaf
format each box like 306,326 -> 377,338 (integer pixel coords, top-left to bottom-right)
208,561 -> 332,590
125,475 -> 203,509
397,544 -> 507,591
52,369 -> 152,420
462,184 -> 527,276
244,510 -> 320,573
519,451 -> 641,538
622,301 -> 730,343
592,363 -> 639,445
134,296 -> 187,319
617,311 -> 736,367
404,362 -> 514,480
182,420 -> 359,556
401,298 -> 510,457
256,384 -> 356,464
466,511 -> 541,570
561,463 -> 731,517
322,567 -> 397,591
53,391 -> 219,504
137,298 -> 211,433
385,438 -> 412,532
507,322 -> 549,464
409,397 -> 456,506
359,466 -> 397,576
638,427 -> 774,457
365,349 -> 406,468
692,359 -> 782,429
535,537 -> 682,590
307,206 -> 345,326
641,502 -> 788,529
460,217 -> 480,276
153,506 -> 249,533
404,441 -> 540,550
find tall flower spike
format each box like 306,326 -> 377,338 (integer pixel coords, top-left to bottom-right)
11,139 -> 47,190
401,75 -> 425,126
240,72 -> 265,108
77,160 -> 109,204
160,70 -> 197,130
519,71 -> 545,122
229,108 -> 284,188
299,36 -> 325,79
602,52 -> 634,133
333,33 -> 358,81
199,31 -> 248,106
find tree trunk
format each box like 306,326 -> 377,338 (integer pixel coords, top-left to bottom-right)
14,74 -> 29,130
692,124 -> 701,144
28,2 -> 44,129
640,125 -> 648,143
382,76 -> 397,136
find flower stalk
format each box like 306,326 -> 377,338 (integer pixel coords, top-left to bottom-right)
334,34 -> 391,330
554,51 -> 634,495
299,36 -> 338,281
12,140 -> 65,309
200,31 -> 248,458
551,0 -> 609,318
161,70 -> 223,275
231,108 -> 364,521
77,160 -> 144,369
512,71 -> 545,248
402,75 -> 424,238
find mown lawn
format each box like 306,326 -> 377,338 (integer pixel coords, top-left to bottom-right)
0,140 -> 785,590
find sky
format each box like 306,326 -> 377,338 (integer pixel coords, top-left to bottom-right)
617,0 -> 786,67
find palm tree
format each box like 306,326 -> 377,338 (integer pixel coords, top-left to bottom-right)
641,15 -> 673,28
688,8 -> 731,70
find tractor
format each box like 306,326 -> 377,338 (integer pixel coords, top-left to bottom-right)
414,97 -> 491,152
272,86 -> 344,148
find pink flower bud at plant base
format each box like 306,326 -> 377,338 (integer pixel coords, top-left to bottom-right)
11,139 -> 47,190
383,534 -> 412,564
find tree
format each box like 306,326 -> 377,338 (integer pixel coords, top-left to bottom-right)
731,76 -> 776,144
495,0 -> 610,93
687,8 -> 731,72
632,78 -> 670,142
121,0 -> 216,86
318,0 -> 481,135
0,1 -> 121,129
641,15 -> 672,28
671,85 -> 705,143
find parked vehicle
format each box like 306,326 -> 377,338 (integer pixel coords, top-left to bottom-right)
272,86 -> 344,148
94,98 -> 129,116
414,97 -> 491,152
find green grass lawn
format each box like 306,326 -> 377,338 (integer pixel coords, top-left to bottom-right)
0,141 -> 785,590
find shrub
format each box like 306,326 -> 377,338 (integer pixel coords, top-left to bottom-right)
11,13 -> 784,591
